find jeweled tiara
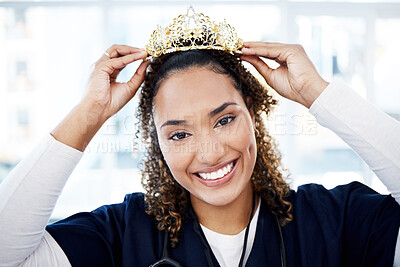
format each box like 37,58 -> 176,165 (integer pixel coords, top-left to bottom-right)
145,6 -> 243,59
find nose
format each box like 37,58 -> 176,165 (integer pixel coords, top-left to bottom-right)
195,133 -> 227,165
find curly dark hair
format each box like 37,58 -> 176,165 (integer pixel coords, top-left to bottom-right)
135,49 -> 292,247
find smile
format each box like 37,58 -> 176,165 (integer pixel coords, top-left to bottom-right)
194,157 -> 239,187
197,160 -> 235,180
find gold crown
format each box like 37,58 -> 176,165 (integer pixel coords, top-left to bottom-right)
145,6 -> 243,58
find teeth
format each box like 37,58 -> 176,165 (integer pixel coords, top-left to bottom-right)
198,161 -> 235,180
210,172 -> 218,179
221,166 -> 227,174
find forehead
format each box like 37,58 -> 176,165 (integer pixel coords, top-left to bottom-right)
153,67 -> 244,122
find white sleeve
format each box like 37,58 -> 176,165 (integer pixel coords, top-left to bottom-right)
19,231 -> 71,267
309,78 -> 400,201
0,133 -> 83,266
308,78 -> 400,266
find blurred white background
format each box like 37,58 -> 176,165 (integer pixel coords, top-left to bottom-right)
0,0 -> 399,220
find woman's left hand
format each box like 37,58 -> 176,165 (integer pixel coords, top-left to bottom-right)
241,42 -> 329,108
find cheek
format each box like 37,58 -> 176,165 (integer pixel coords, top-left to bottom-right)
228,115 -> 257,155
233,126 -> 257,179
159,141 -> 193,185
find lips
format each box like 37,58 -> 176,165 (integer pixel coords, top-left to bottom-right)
196,159 -> 237,180
196,158 -> 239,174
193,157 -> 240,187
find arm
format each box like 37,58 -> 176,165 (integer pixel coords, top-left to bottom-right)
0,45 -> 149,266
0,134 -> 82,266
309,78 -> 400,201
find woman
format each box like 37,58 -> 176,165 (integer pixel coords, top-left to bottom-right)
1,12 -> 400,267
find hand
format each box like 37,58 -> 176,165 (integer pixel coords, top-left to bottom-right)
51,45 -> 149,152
81,44 -> 150,123
241,42 -> 329,108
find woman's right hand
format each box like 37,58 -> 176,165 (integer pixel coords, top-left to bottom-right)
51,45 -> 149,152
82,45 -> 149,122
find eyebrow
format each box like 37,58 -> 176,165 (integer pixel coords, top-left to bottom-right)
160,102 -> 238,129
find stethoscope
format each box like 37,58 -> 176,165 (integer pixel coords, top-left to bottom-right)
149,195 -> 287,267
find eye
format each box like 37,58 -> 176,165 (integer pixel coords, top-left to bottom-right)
215,116 -> 236,127
169,132 -> 189,141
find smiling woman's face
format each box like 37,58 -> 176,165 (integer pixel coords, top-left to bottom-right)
153,66 -> 257,207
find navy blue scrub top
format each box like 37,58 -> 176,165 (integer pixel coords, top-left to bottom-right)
46,181 -> 400,267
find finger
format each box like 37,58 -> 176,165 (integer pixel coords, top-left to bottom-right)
106,51 -> 148,83
108,48 -> 147,81
98,51 -> 148,76
127,60 -> 150,93
99,45 -> 146,62
242,45 -> 286,62
106,45 -> 145,58
243,41 -> 286,48
241,55 -> 274,86
242,43 -> 287,66
242,42 -> 295,63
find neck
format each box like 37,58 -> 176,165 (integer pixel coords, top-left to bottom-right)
190,182 -> 257,235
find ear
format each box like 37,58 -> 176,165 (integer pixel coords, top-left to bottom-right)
246,96 -> 256,127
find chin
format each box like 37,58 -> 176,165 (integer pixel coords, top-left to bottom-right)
190,180 -> 252,208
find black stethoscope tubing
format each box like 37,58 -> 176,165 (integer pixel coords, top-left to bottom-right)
150,197 -> 287,267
